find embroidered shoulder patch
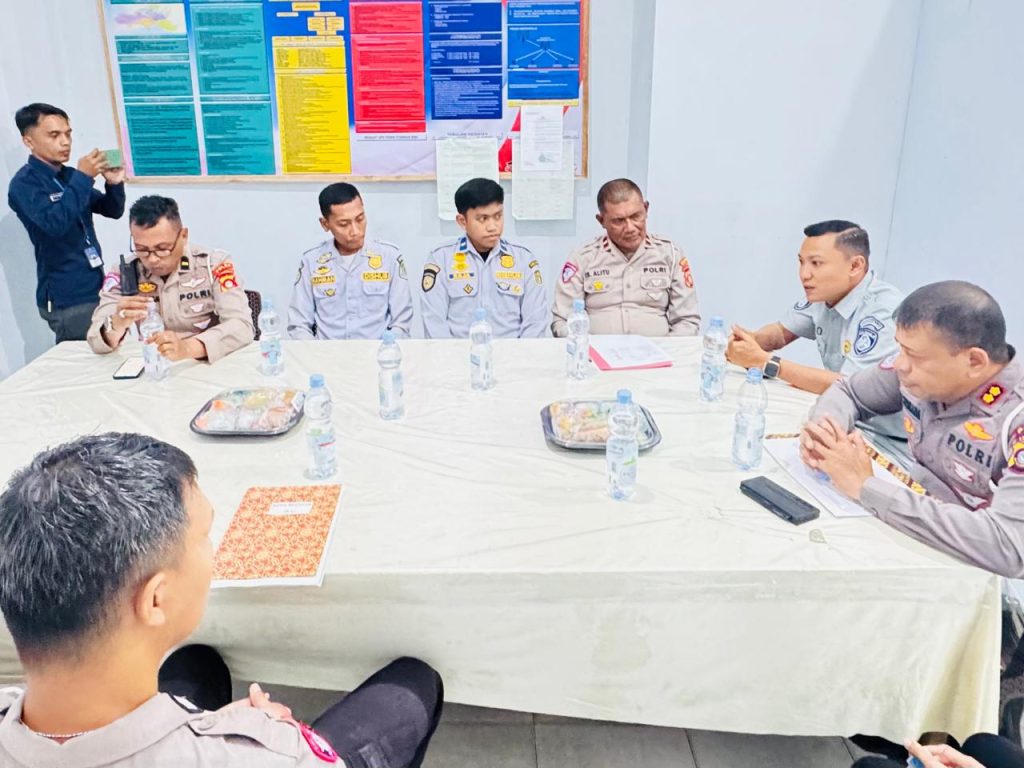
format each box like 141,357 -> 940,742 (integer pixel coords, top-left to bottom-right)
211,262 -> 239,292
561,262 -> 578,284
853,316 -> 884,356
1008,425 -> 1024,474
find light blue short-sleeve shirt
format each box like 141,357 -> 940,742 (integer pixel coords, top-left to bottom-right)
780,270 -> 903,376
287,238 -> 413,340
419,236 -> 548,339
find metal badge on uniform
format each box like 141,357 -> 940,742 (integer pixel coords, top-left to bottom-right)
85,246 -> 102,269
500,253 -> 515,269
981,384 -> 1004,406
318,253 -> 332,264
367,253 -> 383,269
139,282 -> 157,294
963,421 -> 994,441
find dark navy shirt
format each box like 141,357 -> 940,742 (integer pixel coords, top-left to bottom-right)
7,155 -> 126,310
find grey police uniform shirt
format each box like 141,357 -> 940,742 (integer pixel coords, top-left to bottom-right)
0,687 -> 344,767
782,270 -> 905,443
811,349 -> 1024,577
288,238 -> 413,340
420,236 -> 548,338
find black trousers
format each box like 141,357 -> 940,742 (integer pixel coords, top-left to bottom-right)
852,733 -> 1024,768
37,301 -> 97,343
159,645 -> 443,768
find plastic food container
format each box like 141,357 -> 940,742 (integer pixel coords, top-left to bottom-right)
540,399 -> 661,452
190,387 -> 306,437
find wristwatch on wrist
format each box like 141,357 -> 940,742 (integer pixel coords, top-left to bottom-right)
763,355 -> 782,379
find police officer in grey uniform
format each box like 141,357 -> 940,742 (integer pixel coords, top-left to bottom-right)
551,178 -> 700,337
801,281 -> 1024,577
727,220 -> 903,393
289,183 -> 413,340
86,195 -> 254,363
421,178 -> 548,338
0,433 -> 442,768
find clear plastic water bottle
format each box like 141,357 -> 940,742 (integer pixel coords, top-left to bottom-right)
469,307 -> 494,391
377,330 -> 404,420
258,299 -> 284,376
139,301 -> 169,381
606,389 -> 640,500
732,367 -> 768,470
566,298 -> 590,380
305,374 -> 337,479
699,316 -> 728,401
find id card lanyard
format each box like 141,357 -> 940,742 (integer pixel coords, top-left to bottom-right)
52,176 -> 102,267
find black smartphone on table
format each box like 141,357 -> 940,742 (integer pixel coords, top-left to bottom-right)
740,476 -> 820,525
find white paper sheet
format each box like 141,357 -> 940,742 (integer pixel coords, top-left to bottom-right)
764,437 -> 905,519
588,335 -> 673,371
511,138 -> 575,220
435,137 -> 499,220
520,104 -> 564,171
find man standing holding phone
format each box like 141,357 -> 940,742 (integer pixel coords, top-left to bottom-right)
7,102 -> 126,342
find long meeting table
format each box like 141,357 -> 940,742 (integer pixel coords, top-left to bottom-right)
0,337 -> 1000,740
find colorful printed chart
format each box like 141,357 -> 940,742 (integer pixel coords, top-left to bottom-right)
99,0 -> 589,180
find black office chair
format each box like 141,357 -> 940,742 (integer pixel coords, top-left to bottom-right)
245,289 -> 262,341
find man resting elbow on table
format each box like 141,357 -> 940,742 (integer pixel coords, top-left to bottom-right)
799,281 -> 1024,577
87,195 -> 254,363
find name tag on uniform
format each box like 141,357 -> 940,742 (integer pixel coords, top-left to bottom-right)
495,271 -> 523,280
362,271 -> 390,281
85,246 -> 102,269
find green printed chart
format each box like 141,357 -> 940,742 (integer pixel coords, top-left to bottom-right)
99,0 -> 589,180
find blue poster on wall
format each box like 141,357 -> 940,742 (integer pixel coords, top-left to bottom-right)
101,0 -> 587,179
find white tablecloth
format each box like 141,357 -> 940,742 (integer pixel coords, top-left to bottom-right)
0,338 -> 1000,740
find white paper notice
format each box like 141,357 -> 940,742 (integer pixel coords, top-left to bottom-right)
588,335 -> 673,371
435,138 -> 498,220
764,437 -> 906,519
520,104 -> 564,171
512,138 -> 574,221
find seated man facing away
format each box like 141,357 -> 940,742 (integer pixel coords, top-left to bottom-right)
801,281 -> 1024,577
420,177 -> 547,338
726,220 -> 903,394
288,182 -> 413,340
87,195 -> 254,363
551,178 -> 700,337
0,433 -> 443,767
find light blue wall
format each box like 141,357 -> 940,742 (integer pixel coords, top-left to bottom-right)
646,0 -> 922,365
0,1 -> 657,378
885,0 -> 1024,345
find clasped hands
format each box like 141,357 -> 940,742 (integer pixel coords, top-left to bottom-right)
799,415 -> 874,500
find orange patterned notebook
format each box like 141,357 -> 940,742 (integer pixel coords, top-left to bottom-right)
212,485 -> 343,588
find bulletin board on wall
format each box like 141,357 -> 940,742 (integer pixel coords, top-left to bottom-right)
98,0 -> 589,182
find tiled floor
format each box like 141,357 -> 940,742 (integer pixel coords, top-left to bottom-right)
248,683 -> 867,768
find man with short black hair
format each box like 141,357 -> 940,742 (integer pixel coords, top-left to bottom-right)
7,102 -> 125,342
421,177 -> 547,338
86,195 -> 254,363
0,432 -> 443,767
801,281 -> 1024,577
288,182 -> 412,339
551,178 -> 700,337
727,220 -> 903,394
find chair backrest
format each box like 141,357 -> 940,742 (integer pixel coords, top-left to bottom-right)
245,289 -> 262,341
